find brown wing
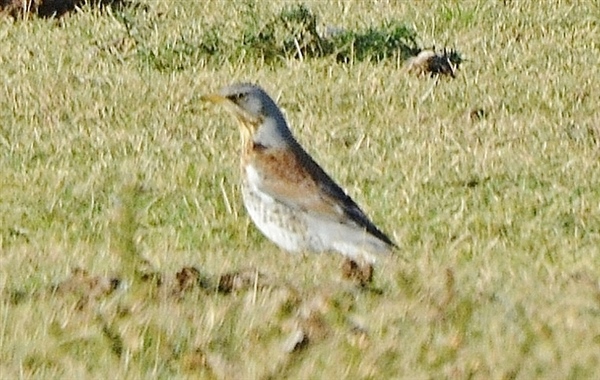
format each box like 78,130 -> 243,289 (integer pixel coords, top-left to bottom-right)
248,142 -> 396,248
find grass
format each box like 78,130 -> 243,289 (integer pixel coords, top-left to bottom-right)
1,0 -> 600,378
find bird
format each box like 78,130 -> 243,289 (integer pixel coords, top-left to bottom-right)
201,83 -> 395,268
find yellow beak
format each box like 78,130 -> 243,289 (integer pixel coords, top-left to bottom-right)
200,93 -> 228,104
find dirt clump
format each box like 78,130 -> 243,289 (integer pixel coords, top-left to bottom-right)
0,0 -> 126,18
341,259 -> 374,287
217,268 -> 272,294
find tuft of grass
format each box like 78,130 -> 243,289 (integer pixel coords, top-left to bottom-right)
110,3 -> 425,70
241,3 -> 329,61
330,20 -> 419,63
239,4 -> 420,64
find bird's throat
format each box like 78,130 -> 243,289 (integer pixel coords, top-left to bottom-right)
238,122 -> 254,148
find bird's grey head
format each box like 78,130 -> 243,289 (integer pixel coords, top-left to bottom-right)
203,83 -> 294,149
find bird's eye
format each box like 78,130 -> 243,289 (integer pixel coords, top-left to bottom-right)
227,93 -> 246,102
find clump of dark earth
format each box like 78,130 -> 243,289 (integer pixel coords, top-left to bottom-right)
0,0 -> 128,18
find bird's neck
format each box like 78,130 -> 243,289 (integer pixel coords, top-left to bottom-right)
240,117 -> 294,170
253,117 -> 293,149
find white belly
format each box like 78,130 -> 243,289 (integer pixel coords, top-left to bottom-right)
241,183 -> 313,252
241,164 -> 388,262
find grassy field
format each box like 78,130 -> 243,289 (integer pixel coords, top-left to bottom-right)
1,0 -> 600,378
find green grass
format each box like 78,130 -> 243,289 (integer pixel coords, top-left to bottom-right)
1,0 -> 600,378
